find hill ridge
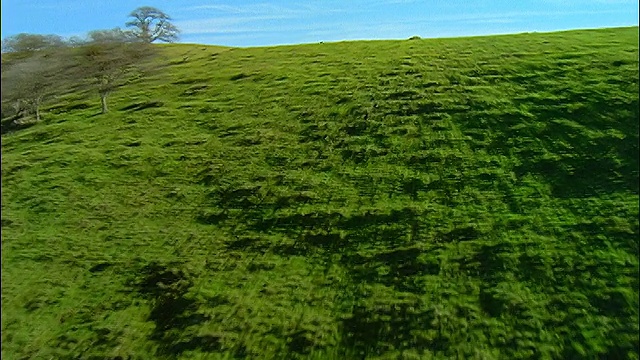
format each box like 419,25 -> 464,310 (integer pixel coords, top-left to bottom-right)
2,26 -> 638,359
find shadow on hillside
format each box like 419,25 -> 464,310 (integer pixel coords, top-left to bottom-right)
1,116 -> 37,135
340,302 -> 436,357
130,262 -> 223,357
460,102 -> 639,198
120,100 -> 164,112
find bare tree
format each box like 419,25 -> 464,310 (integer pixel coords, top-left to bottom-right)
75,29 -> 152,113
87,27 -> 136,44
1,49 -> 71,122
126,6 -> 179,43
2,33 -> 66,53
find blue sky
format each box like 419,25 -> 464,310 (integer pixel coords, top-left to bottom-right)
1,0 -> 638,47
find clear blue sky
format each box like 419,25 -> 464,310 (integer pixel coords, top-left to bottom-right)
1,0 -> 638,47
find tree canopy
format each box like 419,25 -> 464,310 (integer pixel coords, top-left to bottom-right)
1,48 -> 72,121
2,33 -> 66,53
87,28 -> 137,44
0,6 -> 172,121
126,6 -> 180,43
77,32 -> 152,113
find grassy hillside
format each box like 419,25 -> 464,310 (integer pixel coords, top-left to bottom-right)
2,27 -> 638,359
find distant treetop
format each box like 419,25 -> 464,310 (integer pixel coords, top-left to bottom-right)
1,33 -> 66,53
126,6 -> 180,43
87,28 -> 137,44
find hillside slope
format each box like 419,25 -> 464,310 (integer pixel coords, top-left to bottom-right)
2,27 -> 638,359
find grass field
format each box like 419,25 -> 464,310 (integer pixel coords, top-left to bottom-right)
1,26 -> 638,359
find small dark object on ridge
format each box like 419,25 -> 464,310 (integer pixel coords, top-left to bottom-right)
409,36 -> 421,40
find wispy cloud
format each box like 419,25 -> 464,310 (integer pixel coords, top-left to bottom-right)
185,3 -> 308,16
177,2 -> 635,46
176,15 -> 312,35
22,0 -> 86,10
374,0 -> 420,4
298,8 -> 631,42
543,0 -> 637,3
180,2 -> 344,17
592,0 -> 638,3
176,2 -> 347,36
420,8 -> 631,23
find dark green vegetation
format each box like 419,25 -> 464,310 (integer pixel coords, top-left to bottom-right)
2,27 -> 638,359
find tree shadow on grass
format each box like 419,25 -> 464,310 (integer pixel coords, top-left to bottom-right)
120,100 -> 164,112
131,262 -> 223,357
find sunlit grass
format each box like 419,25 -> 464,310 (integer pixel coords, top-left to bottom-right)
2,26 -> 638,359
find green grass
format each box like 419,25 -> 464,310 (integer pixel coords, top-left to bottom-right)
2,27 -> 638,359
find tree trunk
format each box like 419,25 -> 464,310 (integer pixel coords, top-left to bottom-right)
101,94 -> 108,114
35,97 -> 41,122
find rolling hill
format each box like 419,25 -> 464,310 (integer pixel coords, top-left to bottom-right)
2,26 -> 639,359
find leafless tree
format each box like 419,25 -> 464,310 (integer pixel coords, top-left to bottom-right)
1,49 -> 71,122
2,33 -> 66,53
126,6 -> 179,43
75,29 -> 153,113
